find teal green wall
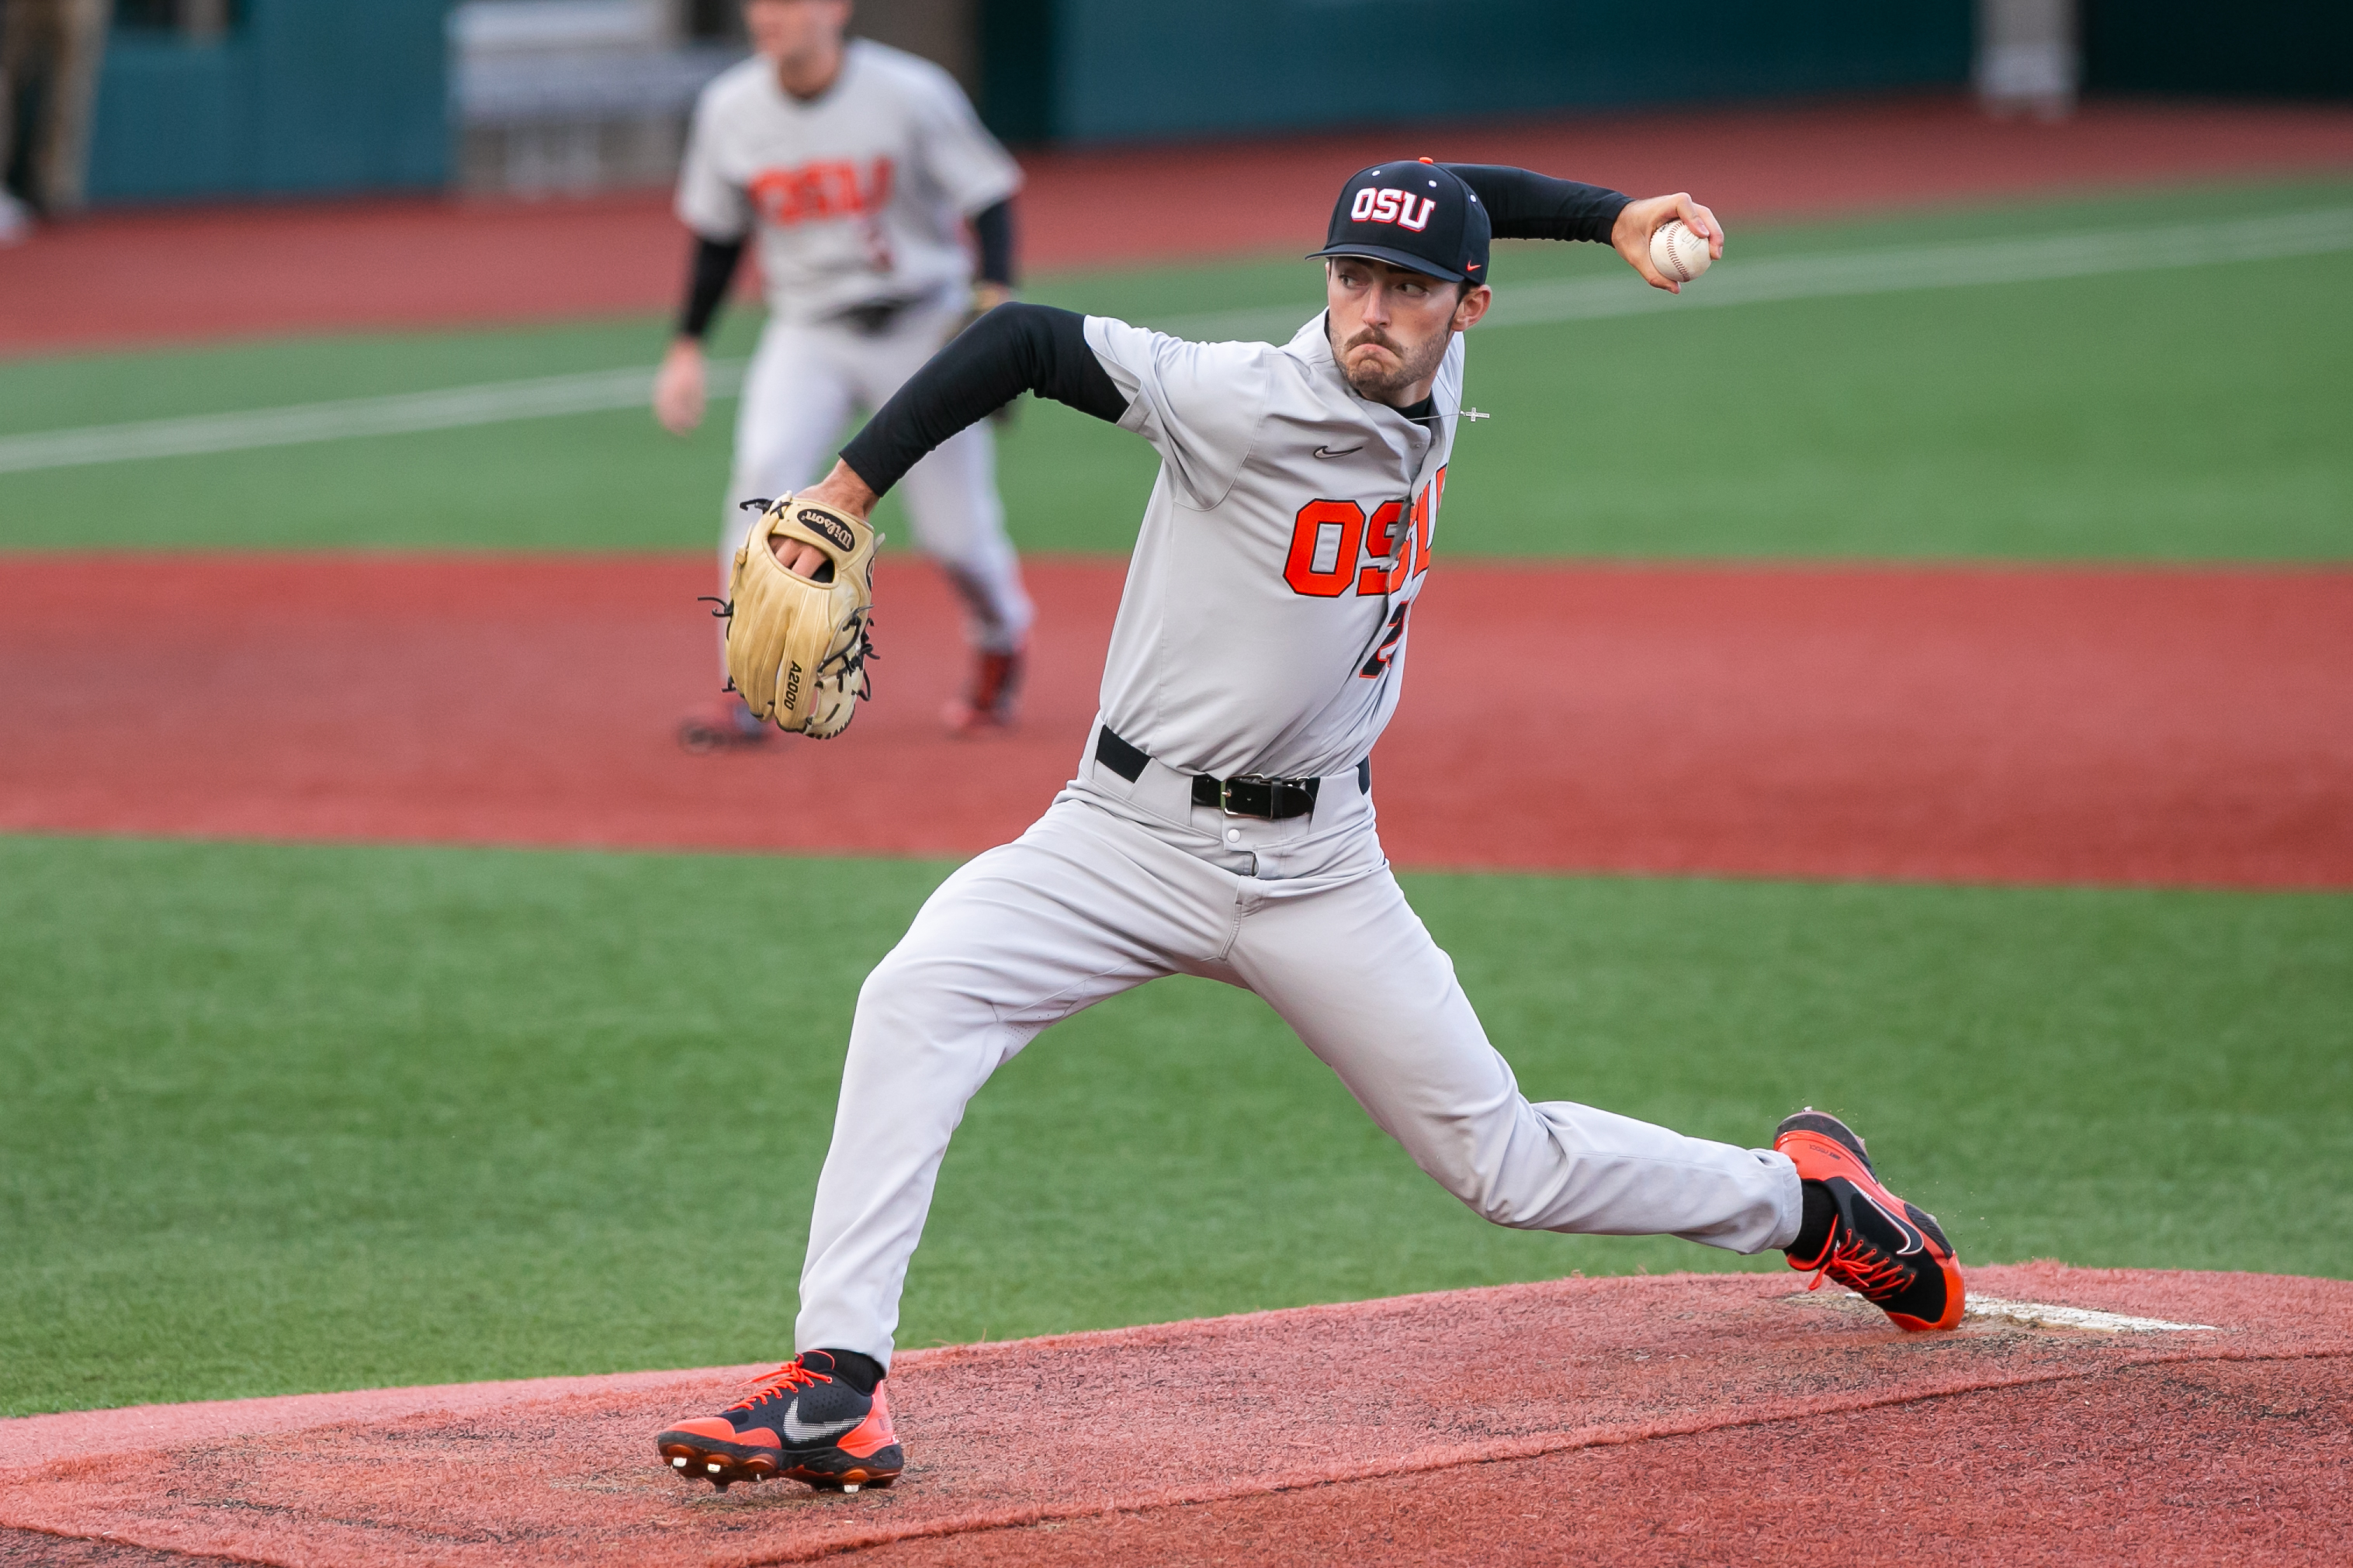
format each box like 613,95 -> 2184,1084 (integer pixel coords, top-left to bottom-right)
2085,0 -> 2351,98
983,0 -> 1972,145
86,0 -> 449,203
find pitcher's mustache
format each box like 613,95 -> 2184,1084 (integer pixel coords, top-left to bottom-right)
1342,328 -> 1402,356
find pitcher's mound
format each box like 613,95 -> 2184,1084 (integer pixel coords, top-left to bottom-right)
3,1263 -> 2346,1566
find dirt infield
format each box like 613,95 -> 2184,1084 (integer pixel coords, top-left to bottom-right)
3,555 -> 2349,887
1,1265 -> 2344,1566
4,95 -> 2351,355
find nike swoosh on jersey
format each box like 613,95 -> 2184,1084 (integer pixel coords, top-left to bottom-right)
781,1404 -> 862,1444
1312,445 -> 1364,459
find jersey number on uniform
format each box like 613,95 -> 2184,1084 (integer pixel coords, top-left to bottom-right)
1359,602 -> 1412,678
1279,466 -> 1447,599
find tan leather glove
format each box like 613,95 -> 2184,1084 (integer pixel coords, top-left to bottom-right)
720,495 -> 880,739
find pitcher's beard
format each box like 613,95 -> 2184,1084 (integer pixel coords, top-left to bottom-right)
1335,326 -> 1449,404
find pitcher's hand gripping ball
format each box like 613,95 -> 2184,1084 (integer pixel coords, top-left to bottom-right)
1650,218 -> 1713,284
719,494 -> 880,739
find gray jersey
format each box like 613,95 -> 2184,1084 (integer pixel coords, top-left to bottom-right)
1083,313 -> 1464,781
677,40 -> 1021,325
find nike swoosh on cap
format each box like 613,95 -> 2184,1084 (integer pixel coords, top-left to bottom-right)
1313,445 -> 1364,459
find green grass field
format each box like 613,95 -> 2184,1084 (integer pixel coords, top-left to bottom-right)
2,178 -> 2348,559
4,836 -> 2348,1415
4,179 -> 2350,1417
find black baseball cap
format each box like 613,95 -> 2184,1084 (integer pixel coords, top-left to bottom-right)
1308,158 -> 1491,285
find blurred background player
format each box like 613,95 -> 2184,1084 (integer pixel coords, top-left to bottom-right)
655,0 -> 1032,748
0,0 -> 110,242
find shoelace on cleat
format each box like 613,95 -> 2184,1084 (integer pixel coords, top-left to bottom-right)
1806,1227 -> 1915,1304
726,1357 -> 832,1412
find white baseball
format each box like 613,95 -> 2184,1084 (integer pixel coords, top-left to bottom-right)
1649,219 -> 1713,284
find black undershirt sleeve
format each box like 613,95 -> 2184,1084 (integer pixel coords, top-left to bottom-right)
970,199 -> 1014,288
1441,164 -> 1630,245
840,303 -> 1125,497
677,234 -> 746,341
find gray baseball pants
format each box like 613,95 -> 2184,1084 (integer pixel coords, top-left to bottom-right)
795,729 -> 1804,1365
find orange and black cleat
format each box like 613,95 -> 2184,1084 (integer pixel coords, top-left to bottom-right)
656,1351 -> 903,1493
1775,1109 -> 1964,1332
942,644 -> 1025,736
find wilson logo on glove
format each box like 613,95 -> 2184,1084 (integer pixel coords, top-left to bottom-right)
796,509 -> 859,552
715,495 -> 882,740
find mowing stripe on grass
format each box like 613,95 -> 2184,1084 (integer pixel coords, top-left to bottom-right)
3,207 -> 2344,476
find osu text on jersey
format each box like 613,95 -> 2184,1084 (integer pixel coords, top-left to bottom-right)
749,157 -> 894,226
1280,466 -> 1447,599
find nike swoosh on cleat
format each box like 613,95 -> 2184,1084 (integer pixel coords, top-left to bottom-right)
1313,445 -> 1363,459
781,1406 -> 862,1445
1856,1189 -> 1925,1255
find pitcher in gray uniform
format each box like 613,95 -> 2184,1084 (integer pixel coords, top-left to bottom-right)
654,159 -> 1966,1495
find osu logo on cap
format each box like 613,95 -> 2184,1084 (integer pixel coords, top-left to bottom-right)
1350,186 -> 1436,233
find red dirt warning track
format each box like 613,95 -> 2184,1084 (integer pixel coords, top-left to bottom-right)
3,555 -> 2350,887
0,1265 -> 2345,1566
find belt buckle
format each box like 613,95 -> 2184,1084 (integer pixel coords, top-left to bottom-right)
1220,774 -> 1274,819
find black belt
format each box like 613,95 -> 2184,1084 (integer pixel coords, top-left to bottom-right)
1094,725 -> 1368,822
832,295 -> 927,334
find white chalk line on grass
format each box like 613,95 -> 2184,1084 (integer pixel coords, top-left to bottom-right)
3,208 -> 2346,476
1159,206 -> 2353,342
0,360 -> 746,476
